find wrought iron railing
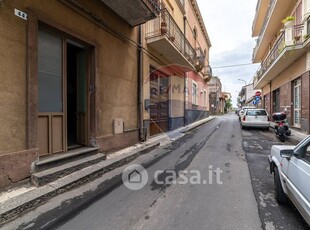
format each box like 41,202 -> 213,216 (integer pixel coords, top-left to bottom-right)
147,0 -> 161,14
255,23 -> 304,83
145,9 -> 196,66
294,24 -> 304,43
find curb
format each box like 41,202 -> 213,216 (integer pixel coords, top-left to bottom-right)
179,117 -> 215,133
0,142 -> 159,225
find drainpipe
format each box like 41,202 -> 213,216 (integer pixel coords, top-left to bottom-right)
183,15 -> 186,53
183,16 -> 187,126
138,25 -> 144,142
269,81 -> 272,115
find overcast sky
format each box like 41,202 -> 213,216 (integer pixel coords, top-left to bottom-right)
196,0 -> 260,106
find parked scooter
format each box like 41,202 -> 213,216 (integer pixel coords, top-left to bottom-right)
272,112 -> 291,142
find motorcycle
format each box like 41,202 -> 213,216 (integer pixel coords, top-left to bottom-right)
272,112 -> 291,142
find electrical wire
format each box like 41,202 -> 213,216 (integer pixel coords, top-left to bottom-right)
212,63 -> 258,69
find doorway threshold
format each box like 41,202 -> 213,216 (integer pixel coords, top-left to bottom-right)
34,147 -> 101,172
67,144 -> 82,151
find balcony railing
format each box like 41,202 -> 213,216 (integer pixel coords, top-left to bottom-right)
146,9 -> 196,66
255,23 -> 305,83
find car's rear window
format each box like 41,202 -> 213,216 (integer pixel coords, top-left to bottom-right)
246,110 -> 267,116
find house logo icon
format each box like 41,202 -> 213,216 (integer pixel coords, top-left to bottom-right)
122,164 -> 148,190
128,169 -> 142,183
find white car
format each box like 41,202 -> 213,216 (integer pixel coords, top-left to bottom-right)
268,136 -> 310,226
240,109 -> 270,130
238,107 -> 256,122
238,106 -> 256,117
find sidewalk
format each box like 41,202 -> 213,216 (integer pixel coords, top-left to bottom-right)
269,122 -> 309,143
0,116 -> 215,224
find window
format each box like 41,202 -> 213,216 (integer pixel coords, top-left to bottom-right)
306,0 -> 310,15
294,2 -> 302,24
192,82 -> 197,105
272,88 -> 280,113
203,90 -> 207,107
246,110 -> 267,116
193,27 -> 197,40
300,144 -> 310,163
38,30 -> 63,112
293,78 -> 301,127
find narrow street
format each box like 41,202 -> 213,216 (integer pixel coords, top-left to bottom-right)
4,113 -> 310,230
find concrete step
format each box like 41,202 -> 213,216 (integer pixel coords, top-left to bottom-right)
33,147 -> 100,172
31,153 -> 106,187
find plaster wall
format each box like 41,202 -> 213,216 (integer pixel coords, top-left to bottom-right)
0,0 -> 140,187
270,54 -> 306,91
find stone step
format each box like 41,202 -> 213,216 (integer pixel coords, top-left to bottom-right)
31,153 -> 105,187
33,147 -> 100,172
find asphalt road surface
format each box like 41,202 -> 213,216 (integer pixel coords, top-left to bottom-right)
243,125 -> 310,229
4,113 -> 310,230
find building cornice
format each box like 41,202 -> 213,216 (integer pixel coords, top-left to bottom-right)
189,0 -> 211,47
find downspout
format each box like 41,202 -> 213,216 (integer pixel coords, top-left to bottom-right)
138,25 -> 144,142
269,81 -> 272,115
183,16 -> 187,125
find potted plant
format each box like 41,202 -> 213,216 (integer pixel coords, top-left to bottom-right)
161,21 -> 167,34
295,34 -> 301,41
282,16 -> 295,27
169,29 -> 176,42
303,34 -> 310,40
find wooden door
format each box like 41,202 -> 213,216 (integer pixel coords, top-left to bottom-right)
38,29 -> 64,155
149,69 -> 169,136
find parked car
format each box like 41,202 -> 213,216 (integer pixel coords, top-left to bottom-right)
268,136 -> 310,226
240,109 -> 270,130
235,108 -> 241,116
238,106 -> 256,121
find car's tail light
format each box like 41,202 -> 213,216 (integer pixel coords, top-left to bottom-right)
243,116 -> 246,121
267,116 -> 270,121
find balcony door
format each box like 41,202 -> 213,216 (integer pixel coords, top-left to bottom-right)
293,78 -> 301,128
38,29 -> 89,155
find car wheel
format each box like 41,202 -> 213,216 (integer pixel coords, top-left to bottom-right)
274,167 -> 288,203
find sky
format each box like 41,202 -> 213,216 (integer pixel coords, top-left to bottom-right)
196,0 -> 260,107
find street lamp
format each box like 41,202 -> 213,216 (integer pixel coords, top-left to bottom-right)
238,79 -> 247,85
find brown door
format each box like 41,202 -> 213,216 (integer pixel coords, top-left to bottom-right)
38,29 -> 65,155
38,30 -> 89,155
149,68 -> 169,136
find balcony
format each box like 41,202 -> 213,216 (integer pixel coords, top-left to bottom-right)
101,0 -> 160,26
252,0 -> 296,62
252,0 -> 270,37
145,9 -> 200,70
254,22 -> 310,89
